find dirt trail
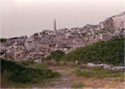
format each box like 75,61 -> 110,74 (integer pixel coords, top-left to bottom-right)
42,66 -> 125,88
43,66 -> 83,88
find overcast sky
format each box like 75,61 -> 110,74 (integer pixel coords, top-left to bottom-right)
1,0 -> 125,38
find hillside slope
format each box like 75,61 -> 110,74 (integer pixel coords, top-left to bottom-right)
61,38 -> 124,66
1,58 -> 60,88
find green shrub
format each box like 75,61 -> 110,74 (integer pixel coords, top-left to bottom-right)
0,38 -> 7,42
48,50 -> 65,61
62,38 -> 124,66
1,58 -> 60,84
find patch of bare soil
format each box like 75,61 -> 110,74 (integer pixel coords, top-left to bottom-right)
42,66 -> 125,88
82,78 -> 125,88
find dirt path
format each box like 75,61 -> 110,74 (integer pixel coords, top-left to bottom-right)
42,66 -> 125,88
43,66 -> 83,88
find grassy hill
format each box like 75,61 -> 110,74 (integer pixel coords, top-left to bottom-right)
61,38 -> 124,66
1,58 -> 60,88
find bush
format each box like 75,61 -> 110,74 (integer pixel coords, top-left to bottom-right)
0,38 -> 7,42
1,58 -> 60,84
47,50 -> 65,61
62,38 -> 124,66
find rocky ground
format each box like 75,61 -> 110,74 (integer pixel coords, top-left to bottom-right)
42,66 -> 125,88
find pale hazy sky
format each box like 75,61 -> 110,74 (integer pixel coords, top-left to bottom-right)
1,0 -> 125,38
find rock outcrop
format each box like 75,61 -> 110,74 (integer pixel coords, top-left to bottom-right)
99,12 -> 125,30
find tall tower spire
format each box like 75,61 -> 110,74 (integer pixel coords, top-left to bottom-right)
54,19 -> 57,34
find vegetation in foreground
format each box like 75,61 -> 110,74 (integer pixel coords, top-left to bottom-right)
46,50 -> 65,62
74,66 -> 124,79
1,38 -> 124,88
61,38 -> 124,66
1,58 -> 60,88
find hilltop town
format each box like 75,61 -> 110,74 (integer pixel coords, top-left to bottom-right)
0,12 -> 125,61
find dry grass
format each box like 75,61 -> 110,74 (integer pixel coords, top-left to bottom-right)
74,67 -> 124,79
72,83 -> 85,88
